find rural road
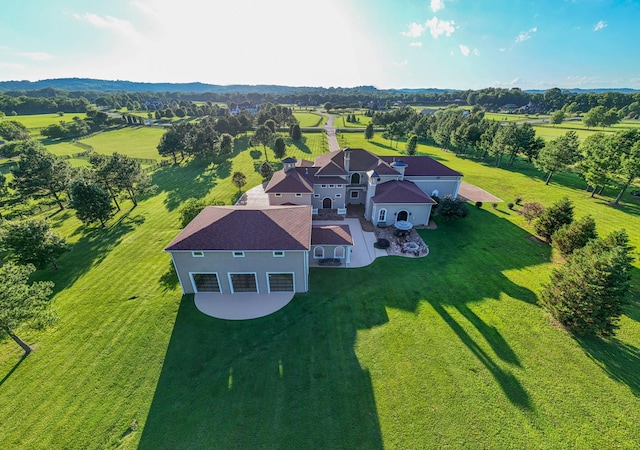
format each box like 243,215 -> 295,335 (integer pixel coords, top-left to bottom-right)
318,108 -> 340,152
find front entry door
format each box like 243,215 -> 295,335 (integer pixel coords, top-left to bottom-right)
397,210 -> 408,221
323,197 -> 332,209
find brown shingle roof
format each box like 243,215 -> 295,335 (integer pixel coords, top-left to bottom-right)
265,168 -> 315,193
165,205 -> 312,251
311,225 -> 353,246
379,156 -> 462,177
372,181 -> 437,204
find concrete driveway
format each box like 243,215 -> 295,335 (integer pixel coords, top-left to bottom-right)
194,292 -> 295,320
457,182 -> 502,202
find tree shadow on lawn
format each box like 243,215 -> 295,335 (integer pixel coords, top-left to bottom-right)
139,288 -> 386,449
140,209 -> 544,446
578,337 -> 640,397
32,209 -> 146,295
290,139 -> 312,154
151,163 -> 217,212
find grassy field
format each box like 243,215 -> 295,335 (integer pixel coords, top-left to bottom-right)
336,113 -> 372,128
1,129 -> 639,448
7,113 -> 88,129
485,113 -> 549,122
77,127 -> 167,161
293,112 -> 325,127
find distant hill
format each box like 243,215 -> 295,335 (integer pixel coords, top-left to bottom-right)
0,78 -> 453,94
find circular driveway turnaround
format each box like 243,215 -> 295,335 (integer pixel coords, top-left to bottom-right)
194,292 -> 295,320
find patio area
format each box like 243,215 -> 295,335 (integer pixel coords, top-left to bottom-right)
194,292 -> 295,320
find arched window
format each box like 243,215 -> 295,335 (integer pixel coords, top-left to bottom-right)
351,173 -> 361,184
431,190 -> 439,198
314,246 -> 324,258
397,210 -> 408,221
334,246 -> 345,259
378,208 -> 387,223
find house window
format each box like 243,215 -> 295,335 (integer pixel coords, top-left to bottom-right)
351,173 -> 360,184
229,273 -> 258,293
233,251 -> 245,258
335,193 -> 342,198
191,273 -> 220,293
350,191 -> 359,199
431,190 -> 439,197
314,246 -> 324,259
192,251 -> 204,257
334,246 -> 345,259
329,184 -> 335,188
273,251 -> 285,257
295,193 -> 302,197
268,273 -> 294,292
275,193 -> 282,197
378,209 -> 387,223
337,184 -> 343,188
314,194 -> 320,198
321,184 -> 327,188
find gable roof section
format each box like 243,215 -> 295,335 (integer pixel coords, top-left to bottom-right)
372,181 -> 437,204
165,205 -> 312,251
379,156 -> 462,177
311,225 -> 353,246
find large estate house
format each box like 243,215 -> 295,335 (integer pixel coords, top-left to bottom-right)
165,148 -> 462,299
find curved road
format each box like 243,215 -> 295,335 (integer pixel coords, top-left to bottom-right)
317,109 -> 340,152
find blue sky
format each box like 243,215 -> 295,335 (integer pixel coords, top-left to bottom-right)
1,0 -> 639,90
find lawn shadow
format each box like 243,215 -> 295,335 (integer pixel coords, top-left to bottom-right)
33,209 -> 146,294
249,149 -> 262,160
158,260 -> 179,292
578,337 -> 640,397
151,163 -> 217,212
0,353 -> 28,388
290,139 -> 312,154
432,302 -> 532,409
138,291 -> 385,449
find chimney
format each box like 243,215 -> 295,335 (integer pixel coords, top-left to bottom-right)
343,147 -> 352,172
282,157 -> 297,172
391,160 -> 407,181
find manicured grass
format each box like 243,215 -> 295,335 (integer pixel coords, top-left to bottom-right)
78,127 -> 167,161
41,140 -> 83,157
293,112 -> 325,127
1,129 -> 639,448
7,113 -> 88,129
532,125 -> 603,141
336,114 -> 372,128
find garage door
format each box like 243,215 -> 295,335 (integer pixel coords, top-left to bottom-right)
268,273 -> 294,292
229,273 -> 258,293
191,273 -> 221,293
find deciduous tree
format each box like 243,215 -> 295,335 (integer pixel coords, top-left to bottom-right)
179,198 -> 205,228
406,134 -> 418,155
232,171 -> 247,193
273,136 -> 286,159
534,131 -> 581,185
364,123 -> 374,141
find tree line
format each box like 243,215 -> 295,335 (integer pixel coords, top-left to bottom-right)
368,107 -> 640,204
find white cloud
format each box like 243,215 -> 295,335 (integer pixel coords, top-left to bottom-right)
499,47 -> 507,52
594,20 -> 607,31
410,41 -> 423,47
425,16 -> 455,39
17,52 -> 54,61
72,12 -> 143,41
430,0 -> 445,12
459,45 -> 470,56
401,22 -> 425,38
0,62 -> 25,71
515,27 -> 537,43
394,59 -> 409,67
473,48 -> 480,56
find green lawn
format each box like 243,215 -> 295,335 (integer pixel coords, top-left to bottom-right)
7,113 -> 88,129
1,130 -> 639,448
78,127 -> 167,161
293,112 -> 325,127
336,114 -> 372,128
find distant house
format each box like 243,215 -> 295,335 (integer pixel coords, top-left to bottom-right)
500,103 -> 519,112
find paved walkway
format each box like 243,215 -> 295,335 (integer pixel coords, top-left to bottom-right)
320,110 -> 341,152
194,292 -> 294,320
457,182 -> 502,203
